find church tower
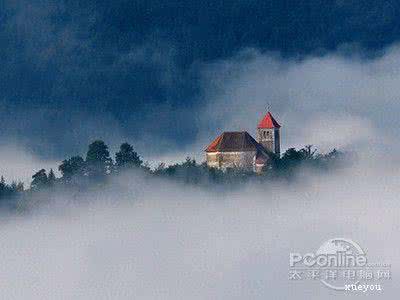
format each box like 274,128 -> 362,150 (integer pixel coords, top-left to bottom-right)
256,111 -> 281,156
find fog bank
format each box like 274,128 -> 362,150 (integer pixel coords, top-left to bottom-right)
0,157 -> 398,299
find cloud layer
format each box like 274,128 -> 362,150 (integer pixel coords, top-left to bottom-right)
198,47 -> 400,156
0,161 -> 398,299
2,4 -> 400,298
4,45 -> 400,178
0,145 -> 58,185
3,1 -> 400,159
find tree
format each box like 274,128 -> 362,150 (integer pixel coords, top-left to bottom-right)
154,162 -> 166,175
86,140 -> 112,178
0,176 -> 23,202
48,169 -> 56,186
10,181 -> 24,193
0,176 -> 6,199
300,145 -> 317,160
31,169 -> 48,190
281,148 -> 305,162
0,176 -> 5,190
115,143 -> 142,170
59,156 -> 86,181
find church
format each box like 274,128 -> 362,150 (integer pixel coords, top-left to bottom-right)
205,111 -> 281,173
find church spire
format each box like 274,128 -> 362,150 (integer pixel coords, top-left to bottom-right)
256,111 -> 281,155
257,111 -> 281,129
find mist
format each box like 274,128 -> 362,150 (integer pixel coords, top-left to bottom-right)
0,145 -> 59,185
2,1 -> 400,298
198,46 -> 400,155
1,45 -> 400,298
0,152 -> 397,299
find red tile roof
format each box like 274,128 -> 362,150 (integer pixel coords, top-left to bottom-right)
205,134 -> 224,152
205,131 -> 263,152
257,112 -> 281,129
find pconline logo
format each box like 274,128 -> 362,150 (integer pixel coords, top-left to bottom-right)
289,238 -> 391,291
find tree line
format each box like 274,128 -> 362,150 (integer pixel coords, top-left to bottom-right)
0,140 -> 346,206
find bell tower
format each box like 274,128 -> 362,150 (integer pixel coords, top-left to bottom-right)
256,111 -> 281,156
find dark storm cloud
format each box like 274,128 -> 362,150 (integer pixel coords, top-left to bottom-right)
0,0 -> 196,157
1,0 -> 400,158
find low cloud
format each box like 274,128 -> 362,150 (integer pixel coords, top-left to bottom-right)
294,114 -> 377,152
0,144 -> 58,185
198,46 -> 400,155
0,160 -> 398,299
